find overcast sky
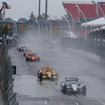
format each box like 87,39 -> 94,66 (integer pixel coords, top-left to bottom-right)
0,0 -> 104,20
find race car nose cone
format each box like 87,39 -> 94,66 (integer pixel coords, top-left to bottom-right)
72,84 -> 77,91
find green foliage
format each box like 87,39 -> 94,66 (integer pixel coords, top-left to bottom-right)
5,17 -> 13,21
18,18 -> 27,23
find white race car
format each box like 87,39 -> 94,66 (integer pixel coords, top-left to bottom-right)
61,77 -> 86,95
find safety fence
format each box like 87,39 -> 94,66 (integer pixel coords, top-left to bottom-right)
0,35 -> 18,105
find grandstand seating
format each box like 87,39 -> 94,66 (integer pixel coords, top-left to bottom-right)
63,2 -> 105,22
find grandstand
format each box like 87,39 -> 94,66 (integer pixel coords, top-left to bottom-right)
62,1 -> 105,22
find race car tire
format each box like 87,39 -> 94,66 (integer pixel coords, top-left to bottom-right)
23,53 -> 25,57
82,86 -> 86,95
19,49 -> 21,52
37,70 -> 40,78
26,57 -> 29,62
52,73 -> 58,81
63,85 -> 67,94
61,82 -> 64,92
56,73 -> 58,80
21,49 -> 23,52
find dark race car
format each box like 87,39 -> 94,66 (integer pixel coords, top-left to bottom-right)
17,45 -> 22,50
18,46 -> 26,52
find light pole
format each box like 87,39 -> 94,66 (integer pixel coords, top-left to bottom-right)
45,0 -> 48,19
92,0 -> 105,47
37,19 -> 44,35
64,8 -> 75,33
76,4 -> 87,39
48,19 -> 52,46
41,18 -> 52,46
13,21 -> 17,34
38,0 -> 41,18
35,20 -> 41,35
61,15 -> 71,36
92,0 -> 105,19
40,19 -> 49,35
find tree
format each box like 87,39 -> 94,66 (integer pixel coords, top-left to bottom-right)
18,18 -> 27,23
5,17 -> 13,21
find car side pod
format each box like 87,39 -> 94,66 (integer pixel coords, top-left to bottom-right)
82,85 -> 86,96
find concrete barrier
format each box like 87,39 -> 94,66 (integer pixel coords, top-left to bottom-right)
68,48 -> 100,62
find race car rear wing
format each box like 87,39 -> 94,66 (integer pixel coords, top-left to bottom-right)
41,67 -> 52,70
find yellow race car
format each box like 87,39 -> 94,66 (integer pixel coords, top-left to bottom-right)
38,67 -> 58,80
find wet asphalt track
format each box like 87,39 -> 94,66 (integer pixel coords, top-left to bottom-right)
9,41 -> 105,105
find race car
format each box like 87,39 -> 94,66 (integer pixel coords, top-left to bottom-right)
17,45 -> 22,50
61,77 -> 86,95
18,46 -> 26,52
23,49 -> 32,57
26,53 -> 40,62
37,67 -> 58,80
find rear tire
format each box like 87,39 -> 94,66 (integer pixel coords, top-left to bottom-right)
37,70 -> 40,78
61,82 -> 64,92
26,57 -> 28,62
36,57 -> 40,62
19,49 -> 21,52
63,85 -> 67,94
56,73 -> 58,80
23,53 -> 25,57
82,86 -> 86,95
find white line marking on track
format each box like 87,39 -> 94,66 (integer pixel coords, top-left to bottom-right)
88,91 -> 105,105
44,101 -> 47,105
75,102 -> 79,105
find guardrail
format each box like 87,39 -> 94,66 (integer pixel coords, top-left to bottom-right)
1,35 -> 18,105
